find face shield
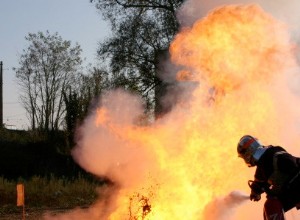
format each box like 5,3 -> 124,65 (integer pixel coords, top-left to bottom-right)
237,135 -> 263,167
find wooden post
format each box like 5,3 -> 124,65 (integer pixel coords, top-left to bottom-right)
17,183 -> 25,220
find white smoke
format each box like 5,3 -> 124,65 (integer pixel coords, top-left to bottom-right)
71,90 -> 155,189
202,191 -> 249,220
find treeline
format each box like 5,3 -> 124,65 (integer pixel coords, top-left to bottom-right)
2,0 -> 186,180
13,0 -> 185,133
0,129 -> 95,181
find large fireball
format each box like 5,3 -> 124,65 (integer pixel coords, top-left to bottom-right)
50,4 -> 300,220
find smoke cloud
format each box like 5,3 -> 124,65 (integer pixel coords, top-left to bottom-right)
202,191 -> 249,220
72,90 -> 157,188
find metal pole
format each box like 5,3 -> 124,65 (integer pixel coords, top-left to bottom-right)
0,61 -> 3,128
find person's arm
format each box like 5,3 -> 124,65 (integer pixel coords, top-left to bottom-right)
249,168 -> 270,201
248,180 -> 267,201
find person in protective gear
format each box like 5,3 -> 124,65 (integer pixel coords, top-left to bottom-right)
237,135 -> 300,220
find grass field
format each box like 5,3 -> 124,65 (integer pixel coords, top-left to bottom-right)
0,175 -> 103,218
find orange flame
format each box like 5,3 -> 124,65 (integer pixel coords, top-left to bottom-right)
171,5 -> 293,93
71,4 -> 300,220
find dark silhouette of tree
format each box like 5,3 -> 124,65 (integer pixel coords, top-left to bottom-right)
91,0 -> 184,115
63,66 -> 110,148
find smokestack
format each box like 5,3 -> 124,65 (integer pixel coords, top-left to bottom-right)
0,61 -> 3,128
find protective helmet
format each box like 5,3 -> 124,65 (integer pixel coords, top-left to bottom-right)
237,135 -> 263,167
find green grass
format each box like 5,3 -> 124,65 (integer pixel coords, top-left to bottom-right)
0,175 -> 101,215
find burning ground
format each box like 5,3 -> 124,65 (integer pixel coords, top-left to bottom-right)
45,2 -> 300,220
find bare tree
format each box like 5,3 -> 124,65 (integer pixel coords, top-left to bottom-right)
15,31 -> 82,131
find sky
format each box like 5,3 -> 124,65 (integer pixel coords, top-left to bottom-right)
2,0 -> 300,131
0,0 -> 109,129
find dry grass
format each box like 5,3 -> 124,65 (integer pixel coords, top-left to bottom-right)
0,175 -> 100,216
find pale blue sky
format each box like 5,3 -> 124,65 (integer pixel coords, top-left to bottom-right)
0,0 -> 110,129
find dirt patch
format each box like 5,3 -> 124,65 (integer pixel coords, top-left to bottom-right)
1,208 -> 70,220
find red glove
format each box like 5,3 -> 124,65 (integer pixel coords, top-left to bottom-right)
250,191 -> 261,201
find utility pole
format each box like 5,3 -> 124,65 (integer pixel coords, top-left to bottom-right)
0,61 -> 3,128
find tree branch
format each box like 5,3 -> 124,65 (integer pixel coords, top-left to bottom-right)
115,0 -> 175,12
